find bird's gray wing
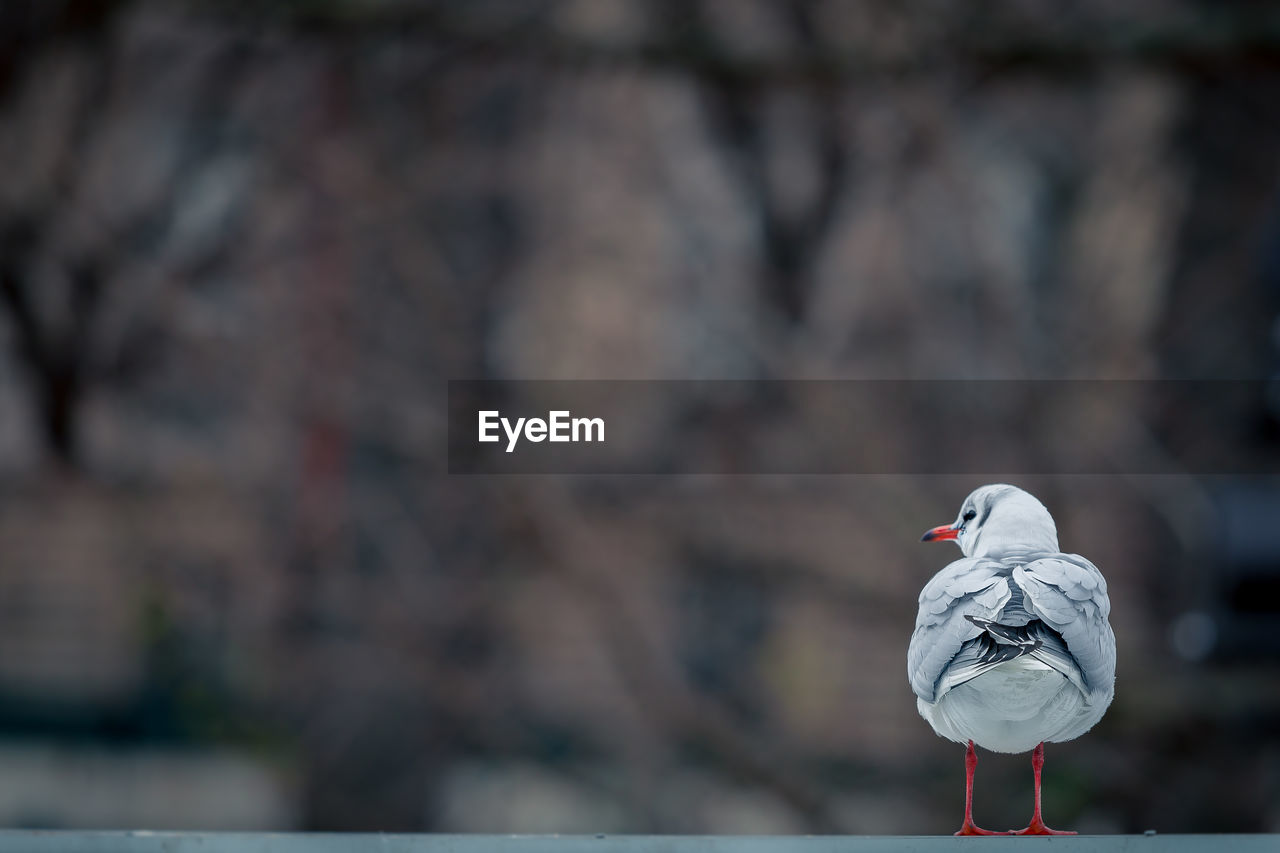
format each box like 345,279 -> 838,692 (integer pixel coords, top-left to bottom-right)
908,557 -> 1013,703
1012,554 -> 1116,702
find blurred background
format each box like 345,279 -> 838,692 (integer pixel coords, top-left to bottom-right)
0,0 -> 1279,835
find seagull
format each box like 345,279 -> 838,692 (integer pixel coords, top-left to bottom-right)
908,484 -> 1115,835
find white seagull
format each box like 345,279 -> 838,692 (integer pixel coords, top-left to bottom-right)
908,484 -> 1115,835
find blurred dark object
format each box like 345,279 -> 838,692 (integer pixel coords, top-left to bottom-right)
1172,485 -> 1280,662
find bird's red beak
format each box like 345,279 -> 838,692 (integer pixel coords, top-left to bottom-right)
921,524 -> 960,542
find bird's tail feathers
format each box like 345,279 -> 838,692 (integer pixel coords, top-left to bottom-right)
960,614 -> 1088,696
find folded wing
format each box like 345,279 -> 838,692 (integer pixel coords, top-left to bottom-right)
908,557 -> 1012,703
909,552 -> 1116,707
1012,555 -> 1116,702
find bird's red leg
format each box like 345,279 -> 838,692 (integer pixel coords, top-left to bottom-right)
955,740 -> 1005,836
1012,742 -> 1076,835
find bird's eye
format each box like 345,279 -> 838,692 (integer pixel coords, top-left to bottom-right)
963,509 -> 977,522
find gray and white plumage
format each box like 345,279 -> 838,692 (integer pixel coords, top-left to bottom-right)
908,485 -> 1116,754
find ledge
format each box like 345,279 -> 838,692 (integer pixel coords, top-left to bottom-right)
0,833 -> 1272,853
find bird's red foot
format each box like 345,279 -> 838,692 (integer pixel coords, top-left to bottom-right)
1011,816 -> 1076,836
955,820 -> 1008,836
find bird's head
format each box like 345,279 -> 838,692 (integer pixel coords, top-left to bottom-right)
921,484 -> 1058,558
